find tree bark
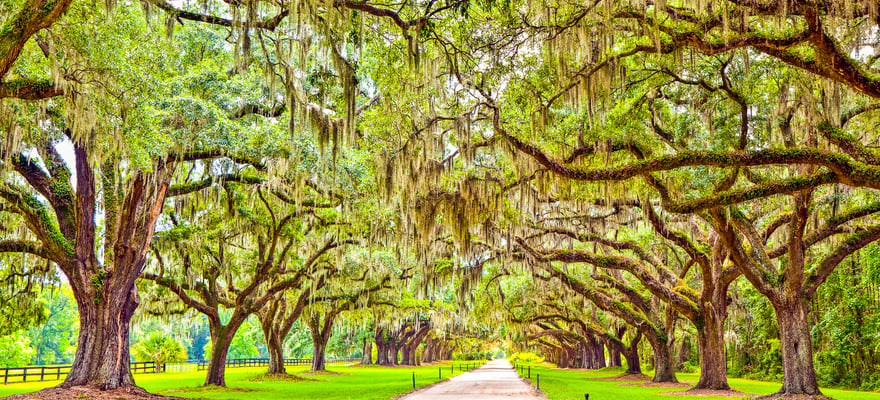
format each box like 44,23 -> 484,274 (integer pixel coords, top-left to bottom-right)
375,332 -> 390,365
678,335 -> 691,369
361,337 -> 372,365
421,336 -> 435,363
774,296 -> 822,395
307,308 -> 340,372
62,282 -> 139,389
622,342 -> 641,375
0,0 -> 74,81
402,325 -> 431,365
204,325 -> 237,387
266,331 -> 286,375
311,336 -> 329,371
651,337 -> 678,383
390,340 -> 400,365
204,311 -> 251,387
401,343 -> 412,365
694,301 -> 731,390
608,339 -> 621,367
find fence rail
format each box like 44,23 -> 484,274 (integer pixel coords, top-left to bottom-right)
1,357 -> 359,384
194,357 -> 359,370
1,362 -> 156,384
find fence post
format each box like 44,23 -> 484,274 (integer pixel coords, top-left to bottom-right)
22,367 -> 26,382
40,367 -> 44,381
56,367 -> 61,380
4,368 -> 8,384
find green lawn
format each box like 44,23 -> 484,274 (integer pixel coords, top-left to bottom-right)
0,361 -> 484,399
511,363 -> 880,400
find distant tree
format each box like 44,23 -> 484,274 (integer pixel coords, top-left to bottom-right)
27,288 -> 78,365
0,332 -> 35,367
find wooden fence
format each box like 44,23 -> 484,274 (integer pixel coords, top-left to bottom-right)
1,362 -> 156,384
195,357 -> 359,370
1,357 -> 359,384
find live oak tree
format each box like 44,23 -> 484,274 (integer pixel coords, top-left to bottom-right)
375,0 -> 880,394
494,276 -> 636,372
499,196 -> 743,390
141,177 -> 359,385
0,3 -> 278,389
304,267 -> 393,371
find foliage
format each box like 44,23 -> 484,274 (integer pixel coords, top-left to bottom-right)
508,352 -> 544,364
0,332 -> 35,367
203,317 -> 265,360
27,287 -> 78,365
131,332 -> 188,366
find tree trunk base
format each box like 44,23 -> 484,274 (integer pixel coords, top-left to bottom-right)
753,392 -> 835,400
680,388 -> 751,398
6,386 -> 187,400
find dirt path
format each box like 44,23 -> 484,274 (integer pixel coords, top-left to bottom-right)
399,359 -> 544,400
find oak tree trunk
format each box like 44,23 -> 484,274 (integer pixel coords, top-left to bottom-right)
401,345 -> 412,365
651,338 -> 678,383
421,337 -> 435,363
623,345 -> 641,375
205,321 -> 243,387
391,342 -> 400,365
774,297 -> 822,396
62,279 -> 139,389
375,338 -> 389,365
311,333 -> 330,371
361,338 -> 372,365
265,332 -> 286,375
608,340 -> 621,367
694,303 -> 731,390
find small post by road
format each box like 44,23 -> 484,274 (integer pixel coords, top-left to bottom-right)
585,394 -> 590,400
528,366 -> 530,379
439,367 -> 441,380
537,374 -> 540,391
412,371 -> 416,389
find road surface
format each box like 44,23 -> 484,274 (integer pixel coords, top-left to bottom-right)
400,359 -> 543,400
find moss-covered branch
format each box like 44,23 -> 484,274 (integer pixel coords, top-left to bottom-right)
0,0 -> 74,80
0,240 -> 51,259
805,224 -> 880,300
663,172 -> 839,214
166,173 -> 263,197
0,78 -> 62,99
515,236 -> 700,319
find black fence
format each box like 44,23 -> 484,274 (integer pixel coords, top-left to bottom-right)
1,361 -> 156,384
194,357 -> 359,370
1,357 -> 360,384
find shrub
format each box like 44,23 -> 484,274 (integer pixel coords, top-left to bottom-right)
132,332 -> 187,367
509,351 -> 543,364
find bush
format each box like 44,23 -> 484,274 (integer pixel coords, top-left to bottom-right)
132,332 -> 187,367
678,360 -> 697,373
509,352 -> 543,364
455,351 -> 490,360
0,332 -> 36,367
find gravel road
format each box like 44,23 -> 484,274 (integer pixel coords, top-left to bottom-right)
399,359 -> 544,400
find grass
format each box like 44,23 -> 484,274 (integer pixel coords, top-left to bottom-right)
0,361 -> 485,399
511,363 -> 880,400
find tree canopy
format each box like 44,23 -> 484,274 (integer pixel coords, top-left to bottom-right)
5,0 -> 880,399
